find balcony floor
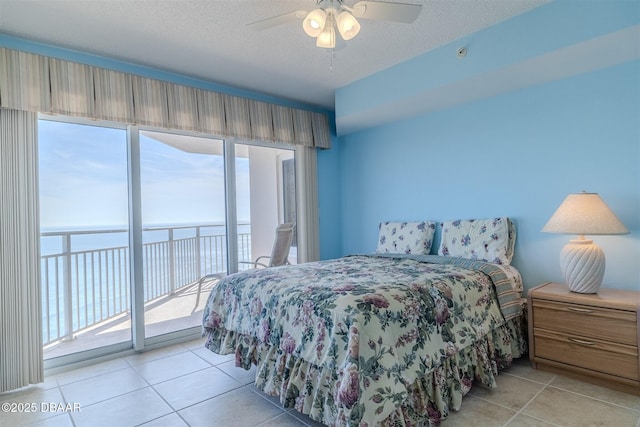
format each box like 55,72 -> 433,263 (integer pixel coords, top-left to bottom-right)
43,279 -> 219,360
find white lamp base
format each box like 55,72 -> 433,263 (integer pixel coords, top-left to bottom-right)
559,239 -> 605,294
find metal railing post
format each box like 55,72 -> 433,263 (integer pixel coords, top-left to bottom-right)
168,228 -> 176,294
195,226 -> 202,280
61,233 -> 75,341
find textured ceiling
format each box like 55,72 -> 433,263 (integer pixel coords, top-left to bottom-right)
0,0 -> 551,111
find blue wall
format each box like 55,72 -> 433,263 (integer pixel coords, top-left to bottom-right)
330,59 -> 640,291
334,0 -> 640,136
317,120 -> 343,260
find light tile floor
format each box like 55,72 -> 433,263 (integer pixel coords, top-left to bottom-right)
2,338 -> 639,427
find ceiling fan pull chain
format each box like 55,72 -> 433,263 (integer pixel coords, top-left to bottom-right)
329,49 -> 334,72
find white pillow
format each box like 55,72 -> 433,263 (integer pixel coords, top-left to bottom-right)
376,221 -> 436,255
438,217 -> 515,265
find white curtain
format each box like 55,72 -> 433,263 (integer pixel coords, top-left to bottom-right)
93,67 -> 135,123
49,58 -> 94,118
0,108 -> 43,393
167,83 -> 199,132
132,75 -> 169,127
249,100 -> 274,142
224,94 -> 252,140
0,47 -> 332,148
311,112 -> 331,149
196,88 -> 226,136
0,49 -> 50,113
272,104 -> 295,145
292,109 -> 314,147
295,146 -> 320,263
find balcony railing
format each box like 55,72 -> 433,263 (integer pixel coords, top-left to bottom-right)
40,224 -> 251,345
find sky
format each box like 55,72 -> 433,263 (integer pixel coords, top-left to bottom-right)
38,119 -> 250,229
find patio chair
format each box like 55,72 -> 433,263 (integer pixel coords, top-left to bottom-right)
193,222 -> 295,311
238,222 -> 295,269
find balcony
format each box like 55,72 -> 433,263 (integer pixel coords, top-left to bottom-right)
41,224 -> 258,359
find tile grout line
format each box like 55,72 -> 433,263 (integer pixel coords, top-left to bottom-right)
56,381 -> 77,427
467,370 -> 557,414
134,349 -> 246,403
253,411 -> 292,427
60,347 -> 197,425
53,361 -> 133,387
501,371 -> 555,387
501,362 -> 640,414
544,382 -> 640,414
503,382 -> 547,427
130,386 -> 175,426
163,381 -> 252,416
131,345 -> 250,424
136,383 -> 189,427
3,342 -> 202,427
505,368 -> 640,415
500,373 -> 559,427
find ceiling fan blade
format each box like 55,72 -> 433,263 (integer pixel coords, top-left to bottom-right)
350,1 -> 422,23
247,10 -> 307,31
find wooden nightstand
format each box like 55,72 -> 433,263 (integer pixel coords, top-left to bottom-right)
528,282 -> 640,395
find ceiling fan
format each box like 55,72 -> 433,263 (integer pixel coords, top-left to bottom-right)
247,0 -> 423,49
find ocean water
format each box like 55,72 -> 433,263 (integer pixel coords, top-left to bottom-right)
40,223 -> 252,255
40,223 -> 250,343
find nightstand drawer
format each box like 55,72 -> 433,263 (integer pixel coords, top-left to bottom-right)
532,299 -> 637,346
534,329 -> 639,380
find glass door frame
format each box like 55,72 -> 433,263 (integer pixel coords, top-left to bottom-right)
128,126 -> 235,351
130,128 -> 301,351
41,116 -> 303,367
39,114 -> 133,370
127,125 -> 145,350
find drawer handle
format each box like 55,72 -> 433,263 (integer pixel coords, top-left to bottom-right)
567,337 -> 595,346
566,306 -> 594,314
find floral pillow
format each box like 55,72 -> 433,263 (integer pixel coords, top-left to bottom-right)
376,221 -> 436,255
438,217 -> 515,265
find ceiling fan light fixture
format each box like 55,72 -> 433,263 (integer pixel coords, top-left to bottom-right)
303,8 -> 326,37
336,10 -> 360,40
316,23 -> 336,48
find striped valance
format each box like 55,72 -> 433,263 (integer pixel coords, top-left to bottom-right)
0,48 -> 331,148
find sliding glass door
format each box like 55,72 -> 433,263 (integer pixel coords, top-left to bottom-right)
236,143 -> 297,268
139,130 -> 227,338
39,117 -> 299,362
39,119 -> 131,359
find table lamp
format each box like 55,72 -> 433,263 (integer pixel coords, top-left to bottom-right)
542,192 -> 628,293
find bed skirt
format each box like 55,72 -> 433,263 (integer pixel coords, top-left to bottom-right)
204,315 -> 528,427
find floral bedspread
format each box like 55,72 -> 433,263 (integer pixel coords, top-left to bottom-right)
202,255 -> 517,426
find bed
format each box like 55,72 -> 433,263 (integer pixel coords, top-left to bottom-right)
202,218 -> 528,426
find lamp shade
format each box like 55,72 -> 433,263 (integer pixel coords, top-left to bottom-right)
542,192 -> 628,236
542,192 -> 628,294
